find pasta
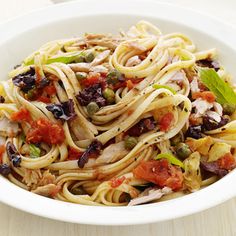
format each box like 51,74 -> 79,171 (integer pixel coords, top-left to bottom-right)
0,21 -> 236,206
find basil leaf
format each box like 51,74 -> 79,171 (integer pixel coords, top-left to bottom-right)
46,51 -> 84,64
154,153 -> 184,169
153,84 -> 176,94
24,52 -> 85,65
199,68 -> 236,105
29,144 -> 41,158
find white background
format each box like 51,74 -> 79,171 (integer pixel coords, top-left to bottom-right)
0,0 -> 236,235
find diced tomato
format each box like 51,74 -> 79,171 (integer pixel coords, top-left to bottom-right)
112,81 -> 127,90
0,145 -> 5,164
198,81 -> 208,92
110,176 -> 126,188
192,91 -> 216,103
217,153 -> 236,170
44,85 -> 57,96
159,112 -> 174,131
80,73 -> 107,88
133,159 -> 183,191
50,185 -> 61,197
67,147 -> 83,160
127,109 -> 134,116
128,77 -> 144,84
11,108 -> 32,123
37,96 -> 51,103
126,80 -> 134,90
26,118 -> 65,145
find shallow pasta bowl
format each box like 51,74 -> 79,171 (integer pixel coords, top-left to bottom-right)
0,0 -> 236,225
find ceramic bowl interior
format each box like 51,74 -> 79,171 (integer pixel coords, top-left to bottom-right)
0,0 -> 235,225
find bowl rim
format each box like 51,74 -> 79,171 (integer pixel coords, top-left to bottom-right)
0,0 -> 236,225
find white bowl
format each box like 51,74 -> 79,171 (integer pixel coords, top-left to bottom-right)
0,0 -> 236,225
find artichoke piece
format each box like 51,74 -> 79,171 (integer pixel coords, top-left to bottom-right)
208,142 -> 231,162
183,152 -> 201,192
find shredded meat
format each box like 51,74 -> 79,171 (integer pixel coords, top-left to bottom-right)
90,50 -> 110,66
69,63 -> 90,72
124,41 -> 146,52
95,141 -> 128,164
84,34 -> 123,50
38,170 -> 56,186
23,169 -> 42,187
0,117 -> 19,137
23,169 -> 56,189
128,187 -> 172,206
90,65 -> 108,74
32,184 -> 60,197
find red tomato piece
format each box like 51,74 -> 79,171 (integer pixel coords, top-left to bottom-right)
80,73 -> 107,88
133,159 -> 183,191
217,153 -> 236,170
67,147 -> 83,160
26,118 -> 65,145
110,176 -> 126,188
37,96 -> 51,103
0,145 -> 5,164
112,81 -> 127,90
44,85 -> 57,96
159,112 -> 174,131
126,80 -> 134,90
192,91 -> 216,103
11,108 -> 32,123
50,185 -> 61,197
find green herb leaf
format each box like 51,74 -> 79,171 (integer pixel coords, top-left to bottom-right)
29,144 -> 41,158
20,133 -> 26,142
153,84 -> 176,94
154,153 -> 184,169
46,52 -> 84,64
199,68 -> 236,105
24,52 -> 85,65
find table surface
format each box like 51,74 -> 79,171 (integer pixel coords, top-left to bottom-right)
1,0 -> 236,235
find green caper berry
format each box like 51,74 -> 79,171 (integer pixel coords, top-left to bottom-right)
87,102 -> 99,116
223,104 -> 236,115
26,88 -> 36,99
71,187 -> 85,195
85,52 -> 95,63
176,143 -> 192,159
107,70 -> 122,85
170,133 -> 183,146
103,88 -> 115,104
75,72 -> 87,80
75,55 -> 85,63
125,136 -> 138,150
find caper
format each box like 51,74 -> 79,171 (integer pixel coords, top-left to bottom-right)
223,104 -> 236,115
170,133 -> 183,146
102,88 -> 115,104
125,136 -> 138,150
76,72 -> 87,81
26,88 -> 36,100
74,55 -> 85,63
85,52 -> 95,63
87,102 -> 99,116
176,143 -> 192,159
107,69 -> 123,85
71,187 -> 86,195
